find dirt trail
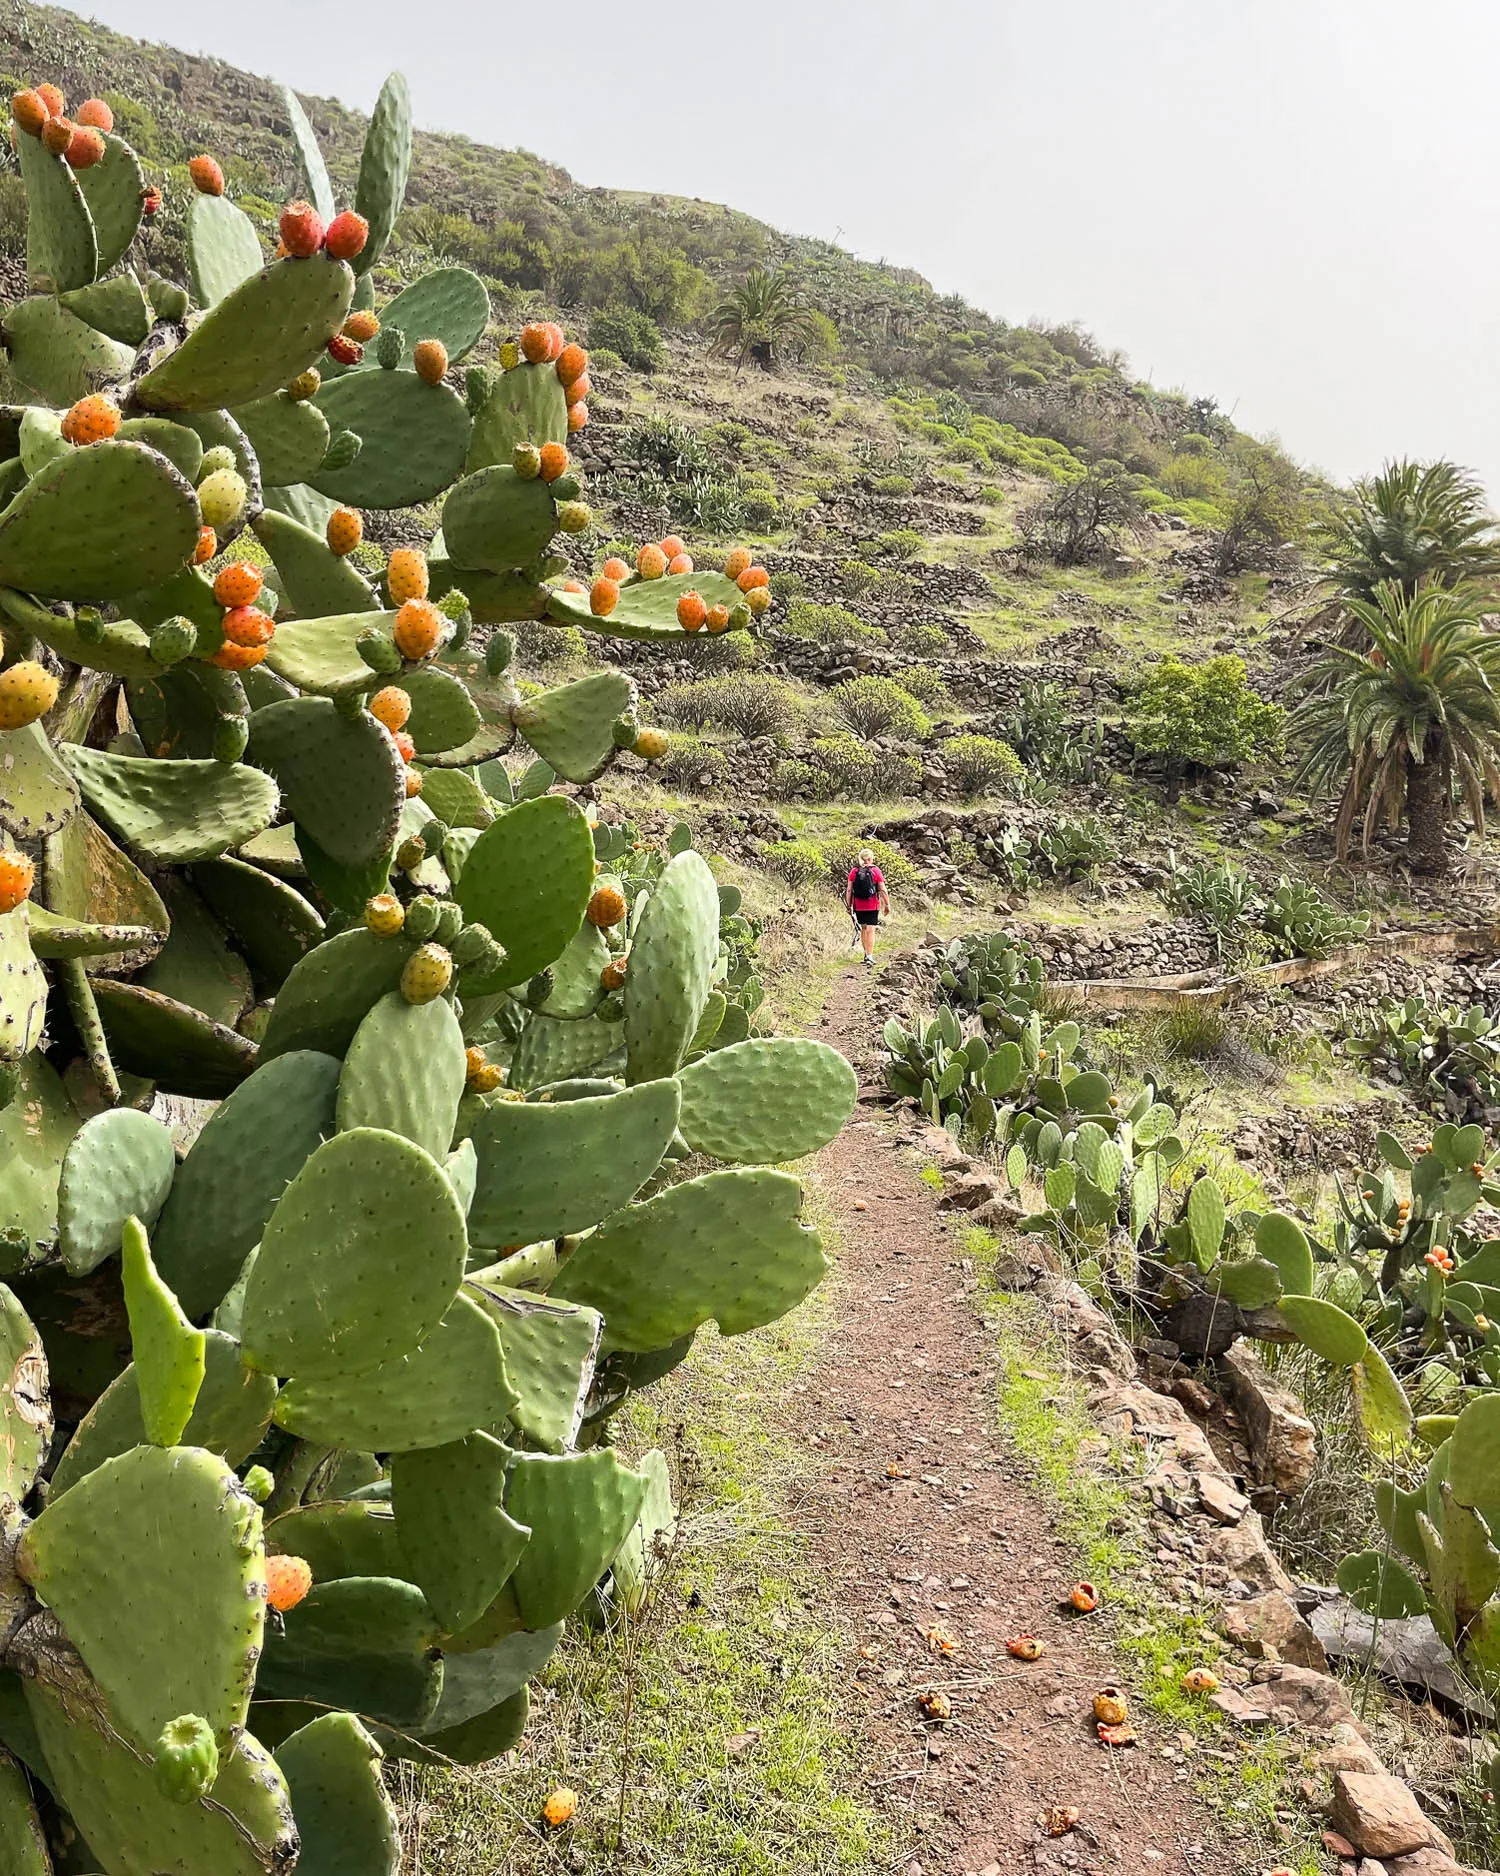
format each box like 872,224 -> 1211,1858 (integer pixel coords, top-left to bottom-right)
796,961 -> 1242,1876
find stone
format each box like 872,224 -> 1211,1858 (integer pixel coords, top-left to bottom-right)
1220,1340 -> 1317,1494
1329,1772 -> 1437,1860
1221,1590 -> 1329,1671
1205,1511 -> 1295,1594
1216,1663 -> 1366,1736
1197,1473 -> 1250,1525
1316,1723 -> 1386,1778
1383,1853 -> 1465,1876
1355,1860 -> 1388,1876
938,1172 -> 1003,1212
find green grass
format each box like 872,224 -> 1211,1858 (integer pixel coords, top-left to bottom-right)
395,1279 -> 896,1876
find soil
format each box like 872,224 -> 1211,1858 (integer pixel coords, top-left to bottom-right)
797,960 -> 1244,1876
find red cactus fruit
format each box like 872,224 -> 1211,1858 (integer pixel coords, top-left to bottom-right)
193,526 -> 217,565
737,564 -> 770,591
34,83 -> 64,117
211,642 -> 267,670
705,604 -> 730,634
279,200 -> 324,257
666,552 -> 693,575
141,184 -> 162,217
221,606 -> 275,650
41,115 -> 72,155
327,333 -> 362,367
519,322 -> 552,363
323,210 -> 369,261
600,556 -> 630,583
563,373 -> 590,407
566,401 -> 588,433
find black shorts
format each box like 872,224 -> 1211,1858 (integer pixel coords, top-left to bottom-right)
854,908 -> 880,926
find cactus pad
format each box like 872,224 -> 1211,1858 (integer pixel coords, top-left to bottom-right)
1274,1294 -> 1369,1366
505,1449 -> 649,1630
249,695 -> 403,868
0,906 -> 46,1060
192,855 -> 324,993
366,267 -> 489,371
62,271 -> 152,346
257,1575 -> 440,1729
510,670 -> 638,782
455,795 -> 596,987
251,510 -> 376,620
466,359 -> 568,471
466,1283 -> 601,1453
508,1010 -> 623,1090
401,667 -> 482,755
1253,1212 -> 1316,1297
282,85 -> 336,223
391,1431 -> 531,1630
57,1108 -> 176,1276
0,1051 -> 79,1255
554,1168 -> 827,1352
676,1038 -> 857,1163
120,1215 -> 207,1447
140,876 -> 253,1028
1450,1394 -> 1500,1507
0,1285 -> 48,1503
623,850 -> 721,1083
0,440 -> 200,600
337,990 -> 466,1162
468,1081 -> 679,1249
549,570 -> 745,641
354,73 -> 413,277
262,609 -> 396,696
74,132 -> 146,276
260,930 -> 420,1061
92,978 -> 259,1096
275,1290 -> 514,1450
15,129 -> 96,292
1335,1549 -> 1426,1620
312,367 -> 472,508
19,1445 -> 266,1747
0,722 -> 81,840
234,390 -> 330,489
441,464 -> 559,573
46,810 -> 169,971
62,744 -> 279,863
1352,1341 -> 1412,1449
2,294 -> 132,407
274,1712 -> 399,1876
243,1127 -> 465,1379
267,1500 -> 405,1582
0,1747 -> 48,1875
188,192 -> 265,308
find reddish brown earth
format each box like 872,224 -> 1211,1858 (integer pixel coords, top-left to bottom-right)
797,962 -> 1246,1876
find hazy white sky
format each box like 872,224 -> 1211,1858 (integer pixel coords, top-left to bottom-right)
87,0 -> 1500,494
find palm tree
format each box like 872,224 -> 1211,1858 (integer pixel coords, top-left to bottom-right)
1314,459 -> 1500,612
1291,582 -> 1500,873
708,266 -> 818,369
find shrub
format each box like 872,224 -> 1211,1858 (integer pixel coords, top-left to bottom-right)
516,620 -> 587,665
893,665 -> 953,712
658,734 -> 730,788
589,305 -> 663,371
835,560 -> 880,600
830,676 -> 930,742
1015,458 -> 1148,565
1125,655 -> 1284,800
781,600 -> 885,645
771,737 -> 919,802
878,528 -> 926,559
873,474 -> 914,496
655,674 -> 803,741
941,733 -> 1023,797
762,838 -> 825,887
892,621 -> 947,656
818,835 -> 919,895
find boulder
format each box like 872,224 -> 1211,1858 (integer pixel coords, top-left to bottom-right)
1220,1339 -> 1317,1495
1220,1590 -> 1329,1670
1329,1772 -> 1440,1860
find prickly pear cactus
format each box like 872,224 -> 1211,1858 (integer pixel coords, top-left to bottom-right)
0,69 -> 828,1876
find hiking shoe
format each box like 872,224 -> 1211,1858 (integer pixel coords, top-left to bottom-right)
863,953 -> 874,967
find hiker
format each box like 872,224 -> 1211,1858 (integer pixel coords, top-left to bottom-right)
846,848 -> 891,967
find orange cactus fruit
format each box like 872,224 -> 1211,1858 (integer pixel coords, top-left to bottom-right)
563,372 -> 590,407
34,83 -> 65,117
555,342 -> 588,385
210,641 -> 267,671
393,599 -> 444,661
221,606 -> 275,650
323,210 -> 369,261
60,393 -> 121,445
10,91 -> 47,136
188,153 -> 225,196
212,561 -> 264,608
600,957 -> 627,992
141,184 -> 162,217
538,442 -> 570,483
659,535 -> 686,560
1180,1667 -> 1219,1695
519,322 -> 553,363
917,1689 -> 951,1722
326,333 -> 362,367
587,885 -> 627,928
705,604 -> 731,635
64,125 -> 104,169
745,585 -> 771,617
414,338 -> 449,384
1006,1635 -> 1045,1661
540,322 -> 565,360
722,546 -> 753,580
1043,1807 -> 1081,1838
368,686 -> 411,733
265,1554 -> 313,1614
404,767 -> 424,798
75,97 -> 113,131
342,310 -> 379,343
193,526 -> 218,565
600,556 -> 631,583
1069,1581 -> 1099,1613
0,848 -> 36,915
676,590 -> 708,632
560,579 -> 585,594
393,730 -> 416,763
590,576 -> 620,618
1092,1689 -> 1128,1726
0,661 -> 61,731
386,547 -> 430,605
1096,1721 -> 1137,1748
566,401 -> 588,433
280,199 -> 325,258
326,507 -> 362,557
41,115 -> 73,155
666,552 -> 693,575
637,543 -> 668,580
737,564 -> 770,591
542,1788 -> 578,1829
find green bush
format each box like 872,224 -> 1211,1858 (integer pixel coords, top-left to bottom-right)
818,835 -> 919,895
835,560 -> 881,600
830,676 -> 930,741
516,620 -> 587,665
892,621 -> 947,656
762,838 -> 826,887
893,665 -> 953,712
1125,654 -> 1284,798
771,737 -> 920,802
941,733 -> 1023,797
588,305 -> 663,371
658,734 -> 730,788
781,600 -> 886,645
655,674 -> 803,741
873,474 -> 914,496
878,529 -> 926,559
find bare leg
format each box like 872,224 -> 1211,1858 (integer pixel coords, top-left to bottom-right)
861,924 -> 875,960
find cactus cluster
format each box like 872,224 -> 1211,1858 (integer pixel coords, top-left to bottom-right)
0,69 -> 837,1876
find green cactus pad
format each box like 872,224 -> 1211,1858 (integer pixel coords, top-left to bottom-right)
368,267 -> 490,370
511,671 -> 638,782
416,767 -> 493,831
74,132 -> 146,276
116,414 -> 205,481
1211,1257 -> 1284,1309
434,563 -> 548,627
466,1283 -> 601,1453
1449,1394 -> 1500,1506
275,1290 -> 515,1450
532,920 -> 610,1019
612,1449 -> 676,1615
4,295 -> 131,409
188,191 -> 265,308
0,439 -> 199,600
119,1214 -> 207,1446
141,876 -> 254,1027
311,368 -> 471,508
26,1686 -> 296,1876
676,1038 -> 857,1163
1352,1341 -> 1412,1450
260,929 -> 421,1061
251,509 -> 377,619
1253,1212 -> 1316,1298
46,809 -> 169,972
466,360 -> 569,471
136,253 -> 354,413
455,794 -> 595,989
402,667 -> 482,755
15,128 -> 97,292
0,723 -> 80,839
554,1168 -> 827,1352
62,743 -> 279,863
0,907 -> 46,1060
257,1576 -> 440,1729
0,1285 -> 48,1503
20,1445 -> 265,1747
51,1329 -> 277,1498
0,585 -> 158,679
1335,1549 -> 1426,1620
354,73 -> 413,276
1274,1294 -> 1368,1366
1426,1484 -> 1500,1635
151,1048 -> 338,1318
192,855 -> 324,993
261,608 -> 396,696
419,1630 -> 561,1738
505,1449 -> 649,1630
468,1081 -> 680,1249
623,850 -> 720,1084
295,821 -> 396,918
57,1108 -> 176,1276
441,464 -> 559,573
248,696 -> 403,868
92,978 -> 259,1097
262,480 -> 340,535
267,1501 -> 404,1582
391,1431 -> 530,1630
243,1127 -> 466,1379
61,269 -> 152,345
549,570 -> 746,642
233,391 -> 330,488
0,1052 -> 79,1255
282,85 -> 337,223
337,990 -> 466,1163
0,1746 -> 48,1875
275,1712 -> 399,1876
507,1011 -> 623,1091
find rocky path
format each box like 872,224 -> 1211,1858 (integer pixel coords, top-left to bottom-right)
794,960 -> 1244,1876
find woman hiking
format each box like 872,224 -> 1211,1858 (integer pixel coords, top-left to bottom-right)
846,848 -> 892,967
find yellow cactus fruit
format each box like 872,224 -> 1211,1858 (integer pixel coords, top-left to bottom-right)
1180,1667 -> 1219,1695
0,847 -> 36,915
386,547 -> 430,605
723,546 -> 752,580
636,544 -> 668,580
198,468 -> 249,534
632,727 -> 668,762
705,604 -> 730,634
326,507 -> 362,557
364,893 -> 405,937
498,339 -> 520,370
542,1789 -> 578,1829
368,686 -> 412,732
403,767 -> 424,798
0,660 -> 60,731
465,1046 -> 503,1094
1092,1688 -> 1128,1726
287,367 -> 321,401
400,942 -> 452,1004
745,585 -> 771,617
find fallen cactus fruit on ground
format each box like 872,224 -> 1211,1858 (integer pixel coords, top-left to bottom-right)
0,66 -> 838,1876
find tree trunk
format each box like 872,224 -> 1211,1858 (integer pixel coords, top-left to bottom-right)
1407,738 -> 1450,874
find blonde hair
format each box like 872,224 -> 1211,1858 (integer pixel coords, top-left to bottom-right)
857,848 -> 875,865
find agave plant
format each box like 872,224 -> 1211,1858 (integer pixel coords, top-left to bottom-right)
707,265 -> 819,370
